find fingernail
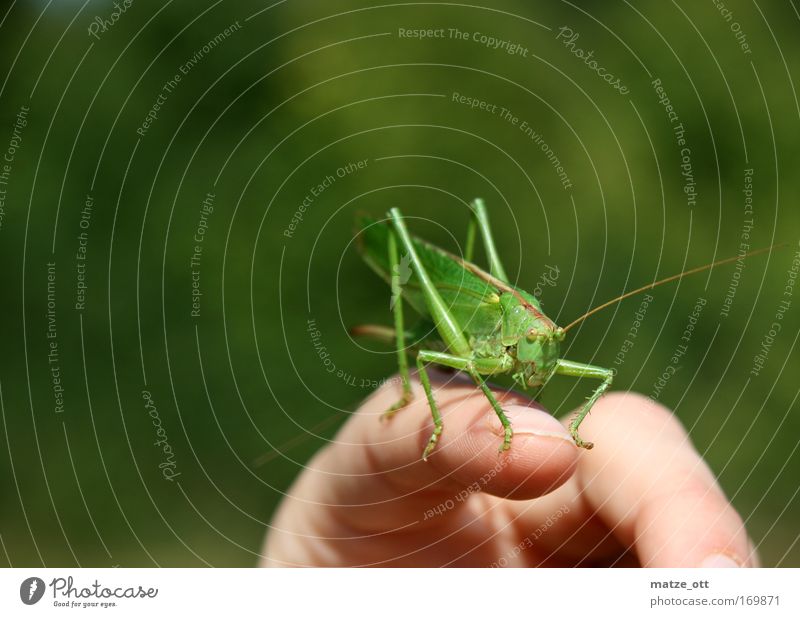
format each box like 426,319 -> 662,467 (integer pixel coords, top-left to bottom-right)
487,404 -> 573,444
701,553 -> 742,568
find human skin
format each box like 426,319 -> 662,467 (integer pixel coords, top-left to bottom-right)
263,372 -> 756,567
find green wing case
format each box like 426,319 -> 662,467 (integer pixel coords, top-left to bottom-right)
356,215 -> 503,336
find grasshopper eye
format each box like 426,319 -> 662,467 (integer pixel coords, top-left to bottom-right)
526,329 -> 540,341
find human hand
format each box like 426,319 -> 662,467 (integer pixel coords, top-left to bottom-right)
262,372 -> 756,567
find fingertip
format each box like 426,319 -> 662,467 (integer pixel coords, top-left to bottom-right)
432,403 -> 579,501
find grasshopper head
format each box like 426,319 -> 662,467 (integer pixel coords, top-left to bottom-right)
516,325 -> 561,387
500,292 -> 563,386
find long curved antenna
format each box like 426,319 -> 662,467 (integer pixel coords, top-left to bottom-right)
562,243 -> 786,333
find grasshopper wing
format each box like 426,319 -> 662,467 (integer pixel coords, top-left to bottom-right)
356,216 -> 503,336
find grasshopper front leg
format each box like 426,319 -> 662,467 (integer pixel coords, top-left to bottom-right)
555,359 -> 614,449
416,350 -> 514,459
414,352 -> 444,460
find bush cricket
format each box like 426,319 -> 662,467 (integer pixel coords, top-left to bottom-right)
352,199 -> 779,460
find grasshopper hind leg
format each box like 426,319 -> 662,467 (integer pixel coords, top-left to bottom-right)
349,323 -> 412,419
415,354 -> 443,460
382,229 -> 414,420
467,198 -> 510,283
382,386 -> 413,421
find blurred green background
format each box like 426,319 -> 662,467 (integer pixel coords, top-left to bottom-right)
0,0 -> 798,566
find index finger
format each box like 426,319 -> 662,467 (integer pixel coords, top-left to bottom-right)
571,392 -> 755,567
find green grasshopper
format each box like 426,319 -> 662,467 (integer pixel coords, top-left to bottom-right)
353,200 -> 777,460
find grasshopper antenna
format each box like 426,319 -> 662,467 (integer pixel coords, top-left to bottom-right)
562,243 -> 787,333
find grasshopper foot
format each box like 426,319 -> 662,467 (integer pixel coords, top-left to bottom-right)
381,391 -> 413,422
569,427 -> 594,450
422,425 -> 443,461
498,424 -> 513,453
